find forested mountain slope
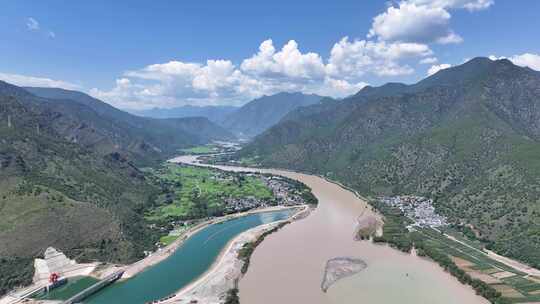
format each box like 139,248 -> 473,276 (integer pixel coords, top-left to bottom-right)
239,58 -> 540,267
0,83 -> 166,294
24,87 -> 235,165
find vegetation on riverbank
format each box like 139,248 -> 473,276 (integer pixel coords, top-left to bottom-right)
370,198 -> 540,303
146,164 -> 273,222
224,288 -> 240,304
370,200 -> 413,252
260,174 -> 318,206
236,58 -> 540,270
412,235 -> 504,303
238,221 -> 289,274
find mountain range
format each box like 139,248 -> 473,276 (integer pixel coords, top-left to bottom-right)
238,57 -> 540,268
131,105 -> 238,123
24,87 -> 235,166
5,57 -> 540,295
0,82 -> 234,294
132,92 -> 325,138
220,92 -> 324,137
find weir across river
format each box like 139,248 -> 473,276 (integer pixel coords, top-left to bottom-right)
61,271 -> 124,304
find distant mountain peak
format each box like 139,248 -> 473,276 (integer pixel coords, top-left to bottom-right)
222,92 -> 324,137
355,82 -> 409,98
131,104 -> 238,122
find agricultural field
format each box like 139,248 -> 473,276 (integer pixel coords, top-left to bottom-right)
415,227 -> 540,303
159,235 -> 179,246
180,145 -> 218,155
158,224 -> 194,246
370,198 -> 540,303
146,164 -> 273,222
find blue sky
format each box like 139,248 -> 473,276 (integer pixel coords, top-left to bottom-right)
1,0 -> 539,110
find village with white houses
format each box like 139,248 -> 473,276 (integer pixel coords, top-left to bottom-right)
379,196 -> 448,230
222,174 -> 308,213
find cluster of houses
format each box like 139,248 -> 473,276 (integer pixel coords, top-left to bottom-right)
154,172 -> 307,247
221,175 -> 306,213
263,176 -> 306,206
380,196 -> 448,229
223,196 -> 267,212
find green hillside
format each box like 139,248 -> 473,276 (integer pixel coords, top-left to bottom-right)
0,95 -> 161,294
238,58 -> 540,268
0,82 -> 234,295
24,87 -> 235,166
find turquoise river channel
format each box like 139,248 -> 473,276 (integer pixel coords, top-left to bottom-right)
37,209 -> 293,304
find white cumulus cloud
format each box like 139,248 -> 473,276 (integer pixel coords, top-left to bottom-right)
90,37 -> 441,110
326,37 -> 431,78
316,77 -> 369,98
241,39 -> 326,80
489,54 -> 540,71
368,3 -> 461,44
427,63 -> 452,75
368,0 -> 493,45
507,53 -> 540,71
0,72 -> 80,90
91,60 -> 264,110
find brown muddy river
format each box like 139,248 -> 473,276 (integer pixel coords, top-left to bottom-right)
171,155 -> 488,304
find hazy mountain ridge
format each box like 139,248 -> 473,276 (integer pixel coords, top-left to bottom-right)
131,105 -> 238,123
238,58 -> 540,268
24,87 -> 235,165
221,92 -> 324,137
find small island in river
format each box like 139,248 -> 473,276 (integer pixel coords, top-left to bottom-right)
321,257 -> 368,293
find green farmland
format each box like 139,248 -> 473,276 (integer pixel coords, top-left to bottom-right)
146,164 -> 273,222
180,145 -> 218,155
415,227 -> 540,303
370,198 -> 540,303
